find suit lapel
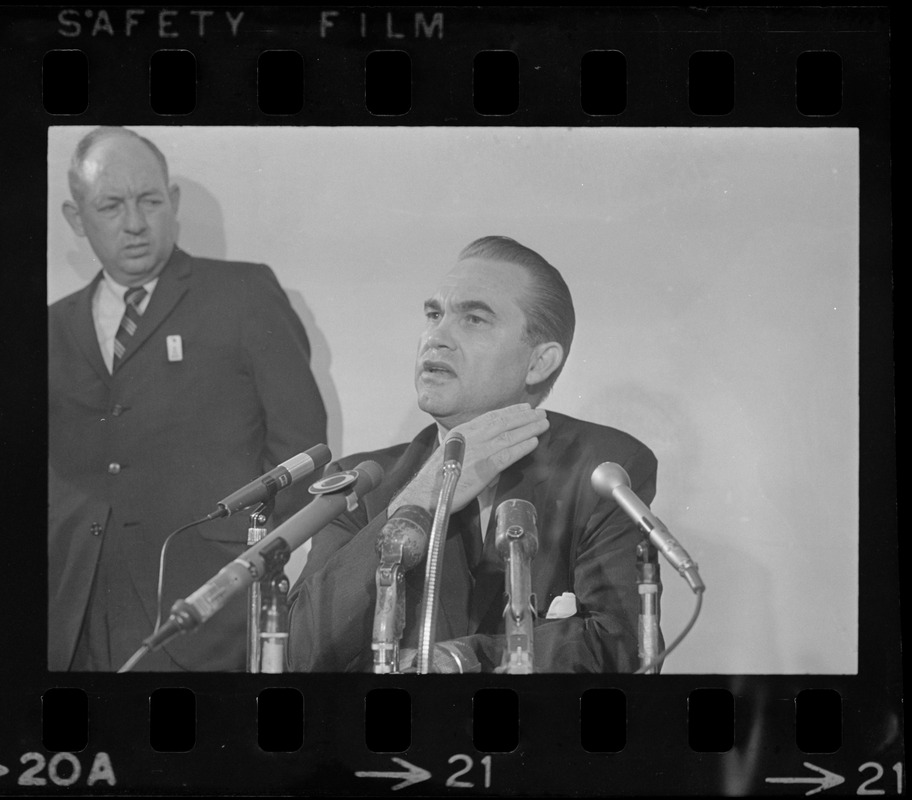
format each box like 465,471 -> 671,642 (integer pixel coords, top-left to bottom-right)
381,418 -> 558,641
467,423 -> 553,634
116,248 -> 191,370
63,273 -> 111,383
378,425 -> 439,510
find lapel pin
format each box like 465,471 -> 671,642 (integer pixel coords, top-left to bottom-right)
166,335 -> 183,362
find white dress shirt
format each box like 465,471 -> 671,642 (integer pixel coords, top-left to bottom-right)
92,272 -> 158,373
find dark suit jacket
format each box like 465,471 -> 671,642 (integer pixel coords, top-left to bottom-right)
286,411 -> 657,673
48,247 -> 327,671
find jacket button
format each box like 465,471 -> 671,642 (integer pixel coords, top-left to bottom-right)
90,523 -> 103,536
107,462 -> 121,475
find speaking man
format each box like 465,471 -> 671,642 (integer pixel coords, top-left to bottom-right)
286,235 -> 657,672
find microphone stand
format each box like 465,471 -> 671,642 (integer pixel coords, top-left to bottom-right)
501,534 -> 535,674
245,501 -> 292,674
494,499 -> 538,675
246,505 -> 269,673
417,437 -> 464,674
257,538 -> 292,674
372,540 -> 407,674
636,539 -> 662,674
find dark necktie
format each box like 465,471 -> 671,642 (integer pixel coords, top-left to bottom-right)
451,499 -> 483,573
112,286 -> 147,371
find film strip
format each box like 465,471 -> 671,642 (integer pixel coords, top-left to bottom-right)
1,5 -> 899,796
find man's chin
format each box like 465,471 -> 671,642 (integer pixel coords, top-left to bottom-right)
113,255 -> 166,283
416,394 -> 448,418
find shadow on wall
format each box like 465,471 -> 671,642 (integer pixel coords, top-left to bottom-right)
578,382 -> 785,672
283,288 -> 341,589
174,176 -> 344,460
173,177 -> 228,261
286,290 -> 343,461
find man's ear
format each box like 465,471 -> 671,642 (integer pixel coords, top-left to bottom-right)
526,341 -> 564,388
169,184 -> 180,215
62,200 -> 85,237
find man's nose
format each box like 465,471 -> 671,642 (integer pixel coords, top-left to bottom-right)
122,200 -> 147,232
425,315 -> 457,350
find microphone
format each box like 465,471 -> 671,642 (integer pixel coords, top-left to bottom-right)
494,499 -> 538,674
144,460 -> 384,652
375,505 -> 431,572
372,505 -> 432,673
442,431 -> 466,469
417,431 -> 466,674
591,462 -> 704,594
208,443 -> 332,519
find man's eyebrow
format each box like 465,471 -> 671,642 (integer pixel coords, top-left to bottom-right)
423,298 -> 498,317
94,186 -> 165,202
455,299 -> 497,317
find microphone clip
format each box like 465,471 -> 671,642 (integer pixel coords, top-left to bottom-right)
309,469 -> 364,512
373,545 -> 408,674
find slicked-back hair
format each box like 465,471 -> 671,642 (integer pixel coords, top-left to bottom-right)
68,126 -> 170,203
458,235 -> 575,399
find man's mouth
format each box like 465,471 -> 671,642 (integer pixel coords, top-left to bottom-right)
421,360 -> 456,377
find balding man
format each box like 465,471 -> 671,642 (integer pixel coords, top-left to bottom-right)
49,127 -> 327,671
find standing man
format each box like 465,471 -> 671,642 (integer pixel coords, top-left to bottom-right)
49,127 -> 328,671
287,236 -> 657,673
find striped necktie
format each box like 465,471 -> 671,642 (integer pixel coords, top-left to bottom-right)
112,286 -> 147,371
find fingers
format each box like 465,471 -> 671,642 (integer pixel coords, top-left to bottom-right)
448,406 -> 550,508
394,405 -> 550,515
456,403 -> 547,438
487,432 -> 540,474
451,406 -> 549,457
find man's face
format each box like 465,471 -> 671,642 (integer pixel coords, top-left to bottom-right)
63,135 -> 179,287
415,257 -> 540,429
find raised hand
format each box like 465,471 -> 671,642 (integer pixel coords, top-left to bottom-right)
390,403 -> 549,515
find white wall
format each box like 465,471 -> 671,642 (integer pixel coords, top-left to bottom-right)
48,126 -> 859,674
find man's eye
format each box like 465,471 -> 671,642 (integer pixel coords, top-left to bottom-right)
141,198 -> 162,208
425,310 -> 441,321
465,314 -> 485,325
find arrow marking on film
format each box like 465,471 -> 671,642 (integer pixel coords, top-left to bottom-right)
356,757 -> 431,791
765,762 -> 845,796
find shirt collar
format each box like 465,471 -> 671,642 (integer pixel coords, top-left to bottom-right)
100,270 -> 159,303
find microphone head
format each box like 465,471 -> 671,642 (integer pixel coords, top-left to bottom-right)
352,460 -> 384,495
590,462 -> 631,497
284,443 -> 333,481
377,505 -> 431,571
494,498 -> 538,558
309,460 -> 384,497
306,443 -> 333,471
442,432 -> 466,467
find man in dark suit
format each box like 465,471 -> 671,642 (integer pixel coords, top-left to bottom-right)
287,236 -> 657,673
48,126 -> 328,672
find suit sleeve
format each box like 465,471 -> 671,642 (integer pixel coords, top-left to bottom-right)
284,462 -> 386,671
240,264 -> 328,524
449,444 -> 658,673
